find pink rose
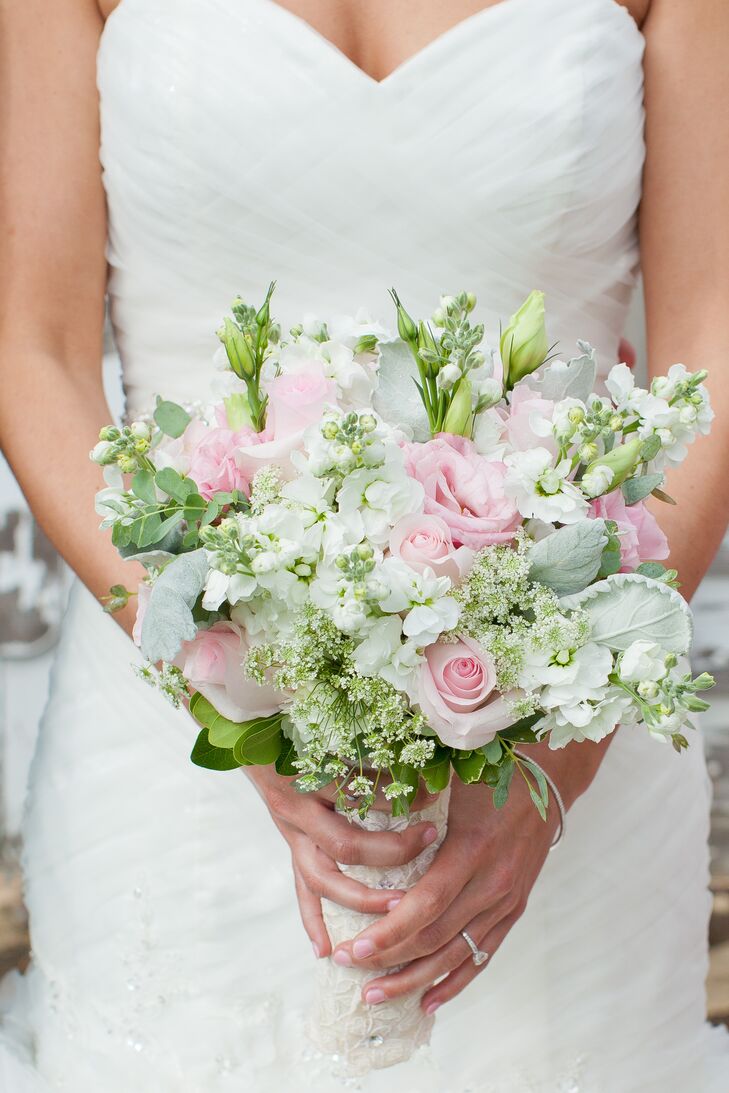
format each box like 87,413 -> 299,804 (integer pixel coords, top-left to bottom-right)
132,581 -> 152,648
389,514 -> 474,583
590,492 -> 669,572
403,434 -> 521,549
177,621 -> 281,723
417,636 -> 515,749
187,425 -> 253,500
235,364 -> 337,480
506,386 -> 557,455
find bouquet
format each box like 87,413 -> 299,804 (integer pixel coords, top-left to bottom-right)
92,284 -> 714,1072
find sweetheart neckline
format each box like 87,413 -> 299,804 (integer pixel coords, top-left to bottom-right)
100,0 -> 644,89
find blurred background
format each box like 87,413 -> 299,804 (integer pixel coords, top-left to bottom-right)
1,292 -> 728,1020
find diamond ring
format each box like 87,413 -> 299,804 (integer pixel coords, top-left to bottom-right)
460,929 -> 489,967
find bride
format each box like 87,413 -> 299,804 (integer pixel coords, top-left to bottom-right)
1,0 -> 728,1089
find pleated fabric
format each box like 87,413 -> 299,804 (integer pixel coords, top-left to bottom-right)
2,0 -> 729,1089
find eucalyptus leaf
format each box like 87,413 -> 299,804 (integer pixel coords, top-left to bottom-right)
528,520 -> 608,595
154,399 -> 191,439
155,467 -> 197,504
190,728 -> 241,772
622,473 -> 664,506
131,469 -> 157,505
140,549 -> 209,662
482,738 -> 503,764
561,572 -> 693,653
493,758 -> 515,809
373,339 -> 431,441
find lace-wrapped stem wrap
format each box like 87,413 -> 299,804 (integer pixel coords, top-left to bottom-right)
309,784 -> 451,1074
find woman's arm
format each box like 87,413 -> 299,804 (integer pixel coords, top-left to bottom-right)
0,0 -> 142,634
640,0 -> 729,597
333,0 -> 729,1010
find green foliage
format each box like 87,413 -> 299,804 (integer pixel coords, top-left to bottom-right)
154,399 -> 191,439
190,728 -> 241,771
528,520 -> 608,595
493,758 -> 515,809
189,692 -> 249,749
155,467 -> 197,504
622,472 -> 664,506
452,751 -> 486,785
233,715 -> 284,766
421,747 -> 452,794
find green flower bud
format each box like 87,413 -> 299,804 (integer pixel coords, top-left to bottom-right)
335,554 -> 348,570
578,441 -> 599,464
217,317 -> 256,379
118,454 -> 137,474
356,543 -> 374,561
584,437 -> 644,493
255,281 -> 276,328
465,292 -> 477,313
609,414 -> 623,432
693,672 -> 715,690
390,289 -> 418,345
500,290 -> 549,388
359,414 -> 377,433
322,421 -> 339,440
442,378 -> 473,437
99,425 -> 120,442
664,652 -> 678,670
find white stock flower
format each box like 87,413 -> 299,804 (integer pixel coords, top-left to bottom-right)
541,687 -> 632,749
472,407 -> 508,458
618,640 -> 669,684
504,447 -> 589,524
336,452 -> 425,544
352,616 -> 424,690
436,363 -> 463,391
201,568 -> 257,611
521,642 -> 613,708
580,464 -> 614,499
377,558 -> 460,645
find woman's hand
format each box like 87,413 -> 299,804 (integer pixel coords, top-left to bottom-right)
331,741 -> 607,1013
245,765 -> 440,958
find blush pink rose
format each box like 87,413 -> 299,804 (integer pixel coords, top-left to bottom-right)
132,581 -> 152,648
403,434 -> 521,549
388,514 -> 474,583
235,364 -> 337,480
590,492 -> 669,572
187,425 -> 253,500
506,386 -> 557,455
177,621 -> 281,723
417,636 -> 515,749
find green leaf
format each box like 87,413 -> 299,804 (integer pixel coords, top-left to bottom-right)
202,500 -> 221,527
275,737 -> 299,777
111,520 -> 133,549
294,769 -> 333,794
652,486 -> 677,506
189,692 -> 249,749
390,762 -> 420,817
482,738 -> 502,764
234,715 -> 284,766
622,473 -> 664,506
639,434 -> 662,462
132,512 -> 162,549
528,784 -> 548,821
155,467 -> 197,504
421,755 -> 451,794
140,549 -> 209,663
636,561 -> 670,580
131,469 -> 157,505
493,758 -> 515,809
528,520 -> 608,596
561,572 -> 693,654
183,493 -> 207,523
452,751 -> 486,784
480,763 -> 501,787
499,713 -> 542,743
154,399 -> 191,439
190,728 -> 241,771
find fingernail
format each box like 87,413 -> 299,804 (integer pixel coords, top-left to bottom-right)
364,987 -> 386,1005
333,949 -> 352,967
386,897 -> 402,911
425,1001 -> 441,1016
311,941 -> 320,959
353,938 -> 375,959
423,826 -> 438,846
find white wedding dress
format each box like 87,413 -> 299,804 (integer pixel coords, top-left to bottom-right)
2,0 -> 728,1089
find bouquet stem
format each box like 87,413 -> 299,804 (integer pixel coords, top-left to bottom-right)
309,784 -> 451,1074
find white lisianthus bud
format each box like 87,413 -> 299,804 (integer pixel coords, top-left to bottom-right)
436,363 -> 462,390
582,436 -> 643,496
90,440 -> 115,464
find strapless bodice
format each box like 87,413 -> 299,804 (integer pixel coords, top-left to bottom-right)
97,0 -> 645,417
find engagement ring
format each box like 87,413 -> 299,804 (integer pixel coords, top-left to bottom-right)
460,930 -> 489,967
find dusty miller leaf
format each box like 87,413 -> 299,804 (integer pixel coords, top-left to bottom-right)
140,549 -> 209,662
373,339 -> 431,441
528,520 -> 608,595
560,572 -> 693,653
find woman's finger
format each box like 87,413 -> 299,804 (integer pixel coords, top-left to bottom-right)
420,908 -> 522,1013
292,863 -> 331,960
296,839 -> 406,915
332,840 -> 470,969
307,804 -> 438,868
355,884 -> 513,972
